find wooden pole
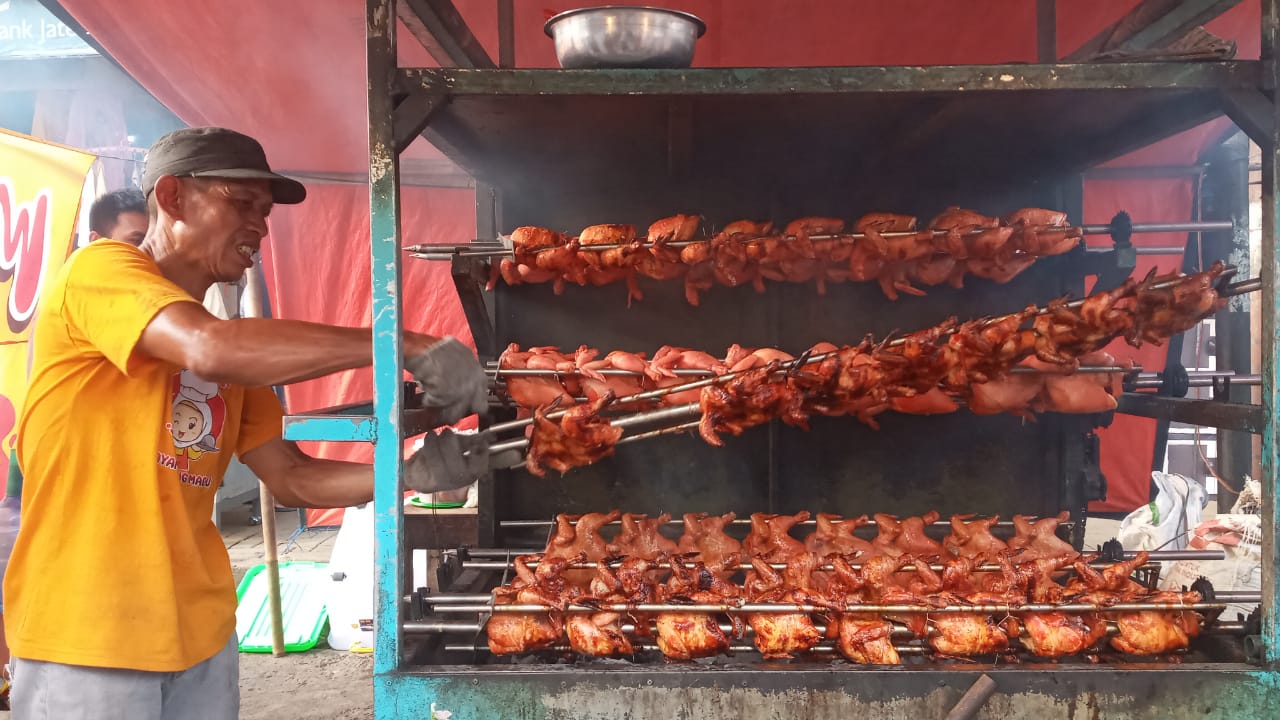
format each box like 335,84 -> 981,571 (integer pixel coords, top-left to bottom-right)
241,263 -> 287,657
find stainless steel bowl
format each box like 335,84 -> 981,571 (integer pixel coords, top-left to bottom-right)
544,6 -> 706,69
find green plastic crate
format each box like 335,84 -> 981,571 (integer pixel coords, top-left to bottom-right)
235,561 -> 330,653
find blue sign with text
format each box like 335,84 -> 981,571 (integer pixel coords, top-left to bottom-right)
0,0 -> 94,59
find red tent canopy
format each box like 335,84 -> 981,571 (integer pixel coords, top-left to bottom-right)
54,0 -> 1262,522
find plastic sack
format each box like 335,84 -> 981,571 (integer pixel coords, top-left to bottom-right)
1117,471 -> 1206,552
1160,513 -> 1261,618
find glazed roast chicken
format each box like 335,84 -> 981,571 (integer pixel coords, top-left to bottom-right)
493,261 -> 1226,478
491,208 -> 1092,304
484,512 -> 1206,662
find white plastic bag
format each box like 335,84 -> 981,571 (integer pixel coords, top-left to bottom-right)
1117,471 -> 1206,552
1160,514 -> 1261,618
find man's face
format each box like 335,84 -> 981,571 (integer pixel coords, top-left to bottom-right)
181,178 -> 273,283
104,211 -> 148,246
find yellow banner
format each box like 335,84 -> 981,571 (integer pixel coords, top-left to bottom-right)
0,128 -> 95,482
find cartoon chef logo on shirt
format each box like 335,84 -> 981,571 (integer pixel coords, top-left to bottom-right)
156,369 -> 226,486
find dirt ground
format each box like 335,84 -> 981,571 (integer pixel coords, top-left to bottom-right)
240,647 -> 373,719
225,508 -> 374,719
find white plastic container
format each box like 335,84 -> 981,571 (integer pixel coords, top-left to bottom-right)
324,503 -> 375,652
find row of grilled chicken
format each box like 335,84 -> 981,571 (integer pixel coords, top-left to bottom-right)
489,208 -> 1081,305
501,342 -> 1132,417
518,262 -> 1229,476
539,510 -> 1078,572
487,547 -> 1201,663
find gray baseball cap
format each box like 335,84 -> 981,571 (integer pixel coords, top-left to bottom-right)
141,127 -> 306,205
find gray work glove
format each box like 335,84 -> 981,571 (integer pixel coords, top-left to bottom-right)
404,430 -> 491,493
406,337 -> 488,426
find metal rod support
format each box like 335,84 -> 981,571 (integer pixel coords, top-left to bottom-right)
493,517 -> 1064,529
421,590 -> 1257,606
424,601 -> 1228,614
405,220 -> 1236,257
487,365 -> 1140,379
406,620 -> 1249,636
456,550 -> 1224,573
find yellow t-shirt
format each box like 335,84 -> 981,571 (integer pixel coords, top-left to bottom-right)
6,241 -> 283,671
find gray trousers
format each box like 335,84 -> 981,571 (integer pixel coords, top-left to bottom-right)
10,634 -> 239,720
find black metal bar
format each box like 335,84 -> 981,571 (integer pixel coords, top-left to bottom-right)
1083,164 -> 1208,180
1203,133 -> 1254,511
1220,89 -> 1274,146
451,256 -> 499,360
475,182 -> 499,249
402,63 -> 1260,95
496,0 -> 515,68
1116,393 -> 1267,433
1036,0 -> 1058,63
392,90 -> 448,153
1150,171 -> 1204,477
399,0 -> 496,69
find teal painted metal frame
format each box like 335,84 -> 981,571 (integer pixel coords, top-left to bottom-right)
361,0 -> 1280,716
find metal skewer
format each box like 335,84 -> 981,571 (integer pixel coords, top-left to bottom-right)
438,642 -> 936,655
486,364 -> 1141,379
493,517 -> 1074,530
419,584 -> 1249,606
421,601 -> 1227,614
483,270 -> 1251,440
486,403 -> 702,457
409,620 -> 1248,638
404,220 -> 1235,257
455,549 -> 1225,573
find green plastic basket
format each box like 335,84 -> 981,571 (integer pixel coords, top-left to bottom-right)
235,561 -> 330,653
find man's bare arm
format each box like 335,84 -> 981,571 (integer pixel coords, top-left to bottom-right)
137,302 -> 437,386
241,437 -> 375,509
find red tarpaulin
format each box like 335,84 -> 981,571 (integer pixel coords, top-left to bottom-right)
53,0 -> 1261,522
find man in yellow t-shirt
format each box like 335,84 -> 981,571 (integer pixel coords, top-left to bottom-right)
5,127 -> 492,720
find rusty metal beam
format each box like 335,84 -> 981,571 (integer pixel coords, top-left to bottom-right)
1116,393 -> 1267,433
399,0 -> 495,69
1220,89 -> 1275,146
1064,0 -> 1243,61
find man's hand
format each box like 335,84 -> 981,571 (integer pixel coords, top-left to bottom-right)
406,337 -> 488,425
404,430 -> 490,493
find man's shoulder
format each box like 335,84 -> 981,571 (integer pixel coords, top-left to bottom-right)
65,240 -> 150,269
57,241 -> 166,293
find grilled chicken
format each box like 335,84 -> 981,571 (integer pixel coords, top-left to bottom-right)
943,514 -> 1008,560
744,554 -> 826,659
544,512 -> 619,561
487,555 -> 576,654
566,559 -> 637,657
744,512 -> 810,562
488,206 -> 1075,302
804,513 -> 874,559
501,266 -> 1223,476
1008,512 -> 1078,562
526,393 -> 624,477
677,512 -> 743,574
654,556 -> 743,660
608,513 -> 678,560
